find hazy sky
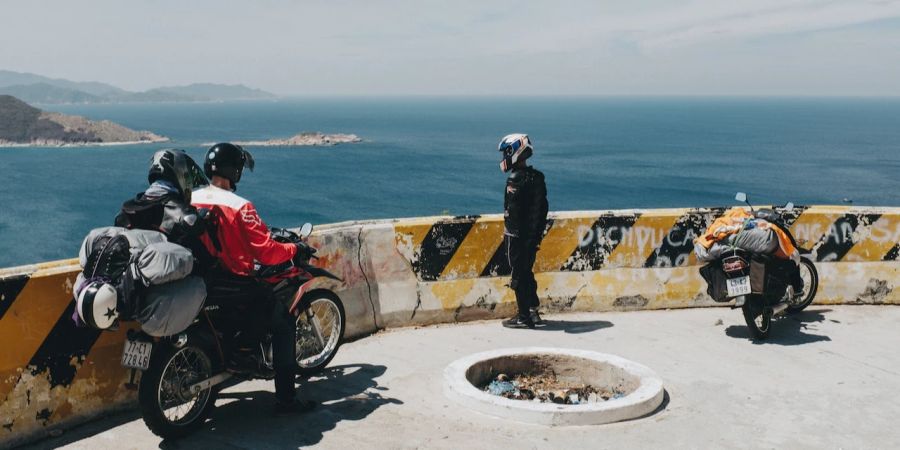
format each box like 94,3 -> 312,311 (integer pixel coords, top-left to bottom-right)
2,0 -> 899,95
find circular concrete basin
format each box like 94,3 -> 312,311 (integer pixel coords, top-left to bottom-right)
444,347 -> 665,426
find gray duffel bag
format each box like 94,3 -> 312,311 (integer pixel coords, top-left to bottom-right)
138,276 -> 207,337
79,227 -> 167,268
729,226 -> 778,255
133,241 -> 194,286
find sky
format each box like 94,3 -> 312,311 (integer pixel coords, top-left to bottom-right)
1,0 -> 899,96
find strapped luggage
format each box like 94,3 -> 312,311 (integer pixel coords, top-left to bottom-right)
138,276 -> 207,337
75,226 -> 205,335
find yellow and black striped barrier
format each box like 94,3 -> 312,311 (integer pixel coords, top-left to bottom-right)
387,206 -> 900,324
0,260 -> 138,448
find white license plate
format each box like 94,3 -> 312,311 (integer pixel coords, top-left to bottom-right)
121,339 -> 153,370
726,276 -> 752,297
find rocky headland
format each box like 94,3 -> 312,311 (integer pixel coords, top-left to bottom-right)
222,132 -> 362,147
0,95 -> 168,146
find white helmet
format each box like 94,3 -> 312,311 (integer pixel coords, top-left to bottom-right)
498,133 -> 533,172
76,281 -> 119,330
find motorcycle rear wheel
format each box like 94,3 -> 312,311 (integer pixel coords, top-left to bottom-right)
295,289 -> 346,376
742,296 -> 771,340
139,344 -> 218,439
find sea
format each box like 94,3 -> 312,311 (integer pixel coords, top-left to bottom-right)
2,97 -> 899,268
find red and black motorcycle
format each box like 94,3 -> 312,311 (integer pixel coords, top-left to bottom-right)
122,223 -> 346,439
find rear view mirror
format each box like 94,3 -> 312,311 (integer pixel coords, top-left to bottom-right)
299,223 -> 313,238
735,192 -> 747,203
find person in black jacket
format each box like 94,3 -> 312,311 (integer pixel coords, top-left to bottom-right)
115,148 -> 213,272
498,134 -> 549,329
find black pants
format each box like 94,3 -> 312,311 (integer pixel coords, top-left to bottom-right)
206,268 -> 298,403
506,235 -> 540,317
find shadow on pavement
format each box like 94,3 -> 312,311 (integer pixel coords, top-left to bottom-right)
19,408 -> 143,449
725,308 -> 833,345
536,320 -> 614,334
158,363 -> 401,449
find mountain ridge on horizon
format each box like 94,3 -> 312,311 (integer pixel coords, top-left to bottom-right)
0,70 -> 278,104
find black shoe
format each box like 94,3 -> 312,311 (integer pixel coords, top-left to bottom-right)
529,308 -> 546,327
502,315 -> 535,329
274,398 -> 317,416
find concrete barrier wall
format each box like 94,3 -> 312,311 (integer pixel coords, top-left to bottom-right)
372,205 -> 900,327
2,205 -> 899,446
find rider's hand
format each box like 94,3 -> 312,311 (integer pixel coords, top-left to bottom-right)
293,242 -> 317,264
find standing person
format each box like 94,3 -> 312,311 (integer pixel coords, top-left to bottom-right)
498,134 -> 549,329
192,142 -> 317,415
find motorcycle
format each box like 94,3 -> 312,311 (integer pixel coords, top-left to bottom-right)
708,193 -> 819,339
120,223 -> 346,439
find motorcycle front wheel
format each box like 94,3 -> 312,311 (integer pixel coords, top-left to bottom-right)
742,295 -> 771,340
787,257 -> 819,313
295,289 -> 346,375
138,344 -> 218,439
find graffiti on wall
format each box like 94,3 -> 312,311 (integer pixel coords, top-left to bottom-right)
397,207 -> 900,282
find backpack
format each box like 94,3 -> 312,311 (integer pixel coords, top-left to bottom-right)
82,234 -> 131,283
115,194 -> 168,231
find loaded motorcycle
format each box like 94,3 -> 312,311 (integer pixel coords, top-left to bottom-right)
120,223 -> 346,439
701,193 -> 819,339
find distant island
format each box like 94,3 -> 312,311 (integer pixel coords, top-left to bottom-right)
213,132 -> 362,147
0,95 -> 168,146
0,70 -> 277,104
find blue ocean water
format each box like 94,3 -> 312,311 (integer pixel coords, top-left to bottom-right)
2,97 -> 899,267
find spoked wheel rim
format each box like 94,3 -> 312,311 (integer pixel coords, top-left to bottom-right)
296,297 -> 342,369
790,260 -> 817,308
157,347 -> 213,425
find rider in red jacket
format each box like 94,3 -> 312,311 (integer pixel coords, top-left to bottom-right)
192,179 -> 296,276
193,143 -> 315,415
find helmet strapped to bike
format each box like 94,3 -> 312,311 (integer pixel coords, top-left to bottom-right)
76,281 -> 119,330
498,133 -> 533,172
149,149 -> 208,203
204,143 -> 255,188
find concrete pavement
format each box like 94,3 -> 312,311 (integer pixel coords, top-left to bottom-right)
27,306 -> 900,449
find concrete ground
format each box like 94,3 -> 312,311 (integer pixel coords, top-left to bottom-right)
27,305 -> 900,449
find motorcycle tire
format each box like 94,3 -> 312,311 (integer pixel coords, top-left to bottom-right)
139,343 -> 219,440
742,296 -> 771,340
294,289 -> 346,376
787,257 -> 819,313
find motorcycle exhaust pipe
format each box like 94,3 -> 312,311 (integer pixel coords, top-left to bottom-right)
768,302 -> 790,316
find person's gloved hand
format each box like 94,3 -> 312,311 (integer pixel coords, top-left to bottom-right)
293,242 -> 317,264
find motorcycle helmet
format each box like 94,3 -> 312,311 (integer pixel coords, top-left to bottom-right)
148,149 -> 208,203
204,143 -> 255,188
498,133 -> 533,172
76,281 -> 119,330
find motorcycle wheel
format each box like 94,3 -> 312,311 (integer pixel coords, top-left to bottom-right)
139,344 -> 218,439
295,289 -> 346,376
787,257 -> 819,313
742,296 -> 771,340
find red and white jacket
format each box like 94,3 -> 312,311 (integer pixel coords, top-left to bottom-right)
192,185 -> 296,276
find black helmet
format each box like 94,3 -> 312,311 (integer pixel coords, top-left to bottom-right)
148,149 -> 208,203
204,143 -> 255,187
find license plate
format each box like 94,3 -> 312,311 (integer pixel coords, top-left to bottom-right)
726,276 -> 752,297
121,338 -> 153,370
